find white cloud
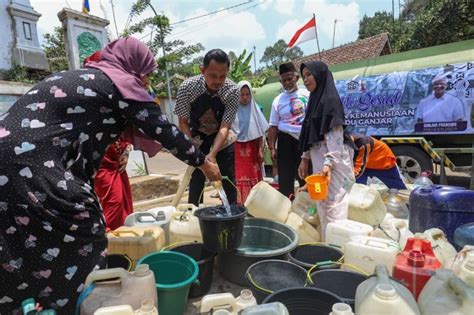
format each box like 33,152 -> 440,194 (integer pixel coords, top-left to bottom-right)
274,0 -> 295,15
260,0 -> 274,11
169,9 -> 266,55
276,19 -> 303,43
304,0 -> 360,46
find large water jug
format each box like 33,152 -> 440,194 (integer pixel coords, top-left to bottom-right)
409,185 -> 474,243
241,302 -> 289,315
107,226 -> 165,268
355,265 -> 420,315
80,265 -> 157,315
343,236 -> 400,275
392,238 -> 442,299
94,300 -> 158,315
169,203 -> 202,244
348,184 -> 387,226
329,303 -> 353,315
384,188 -> 409,219
413,171 -> 433,189
418,269 -> 474,315
244,181 -> 291,223
453,247 -> 474,287
454,222 -> 474,249
371,214 -> 414,249
325,219 -> 373,248
415,228 -> 457,267
94,305 -> 134,315
124,206 -> 174,245
291,191 -> 318,226
195,290 -> 257,314
284,212 -> 320,244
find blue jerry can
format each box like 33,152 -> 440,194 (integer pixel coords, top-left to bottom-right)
409,185 -> 474,244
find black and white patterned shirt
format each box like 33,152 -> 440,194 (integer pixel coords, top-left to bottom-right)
175,75 -> 239,137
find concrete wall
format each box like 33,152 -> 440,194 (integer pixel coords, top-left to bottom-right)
0,80 -> 32,113
0,0 -> 15,70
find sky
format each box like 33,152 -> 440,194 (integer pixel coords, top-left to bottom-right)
30,0 -> 401,69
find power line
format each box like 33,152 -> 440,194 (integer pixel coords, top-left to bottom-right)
170,0 -> 254,26
138,0 -> 263,41
168,0 -> 265,40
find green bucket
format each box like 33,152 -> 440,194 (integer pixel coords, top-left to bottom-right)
137,251 -> 198,315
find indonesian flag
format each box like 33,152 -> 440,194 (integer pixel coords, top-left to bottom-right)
288,17 -> 317,48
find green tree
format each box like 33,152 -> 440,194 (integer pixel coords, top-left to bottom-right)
260,39 -> 303,69
124,0 -> 204,96
228,50 -> 253,83
42,26 -> 69,73
358,0 -> 473,53
399,0 -> 473,51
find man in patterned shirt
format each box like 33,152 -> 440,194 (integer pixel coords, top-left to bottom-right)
175,49 -> 240,205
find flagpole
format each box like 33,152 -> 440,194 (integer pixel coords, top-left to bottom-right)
313,14 -> 321,60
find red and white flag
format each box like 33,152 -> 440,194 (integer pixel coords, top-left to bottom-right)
288,17 -> 317,48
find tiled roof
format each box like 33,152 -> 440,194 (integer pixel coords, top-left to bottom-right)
294,33 -> 392,68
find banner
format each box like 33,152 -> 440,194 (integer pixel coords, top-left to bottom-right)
336,62 -> 474,136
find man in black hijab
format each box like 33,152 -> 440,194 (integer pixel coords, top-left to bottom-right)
268,62 -> 310,197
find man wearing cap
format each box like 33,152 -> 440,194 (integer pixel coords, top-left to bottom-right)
416,73 -> 465,123
268,62 -> 310,197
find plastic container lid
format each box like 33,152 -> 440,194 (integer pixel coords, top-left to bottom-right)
375,284 -> 397,299
134,264 -> 150,277
331,303 -> 353,315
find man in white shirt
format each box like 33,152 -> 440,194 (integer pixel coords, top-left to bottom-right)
268,62 -> 310,197
416,74 -> 465,123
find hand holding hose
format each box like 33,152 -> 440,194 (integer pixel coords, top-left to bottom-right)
199,157 -> 221,182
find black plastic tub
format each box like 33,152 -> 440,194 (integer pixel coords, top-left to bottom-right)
289,244 -> 344,270
309,269 -> 367,308
246,260 -> 308,303
106,254 -> 132,271
169,242 -> 216,298
218,218 -> 299,286
194,205 -> 247,253
263,287 -> 344,315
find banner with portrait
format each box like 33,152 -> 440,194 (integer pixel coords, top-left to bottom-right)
336,62 -> 474,136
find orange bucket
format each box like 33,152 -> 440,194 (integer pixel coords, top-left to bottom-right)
305,174 -> 329,200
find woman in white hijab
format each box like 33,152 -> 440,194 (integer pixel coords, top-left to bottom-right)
232,81 -> 269,204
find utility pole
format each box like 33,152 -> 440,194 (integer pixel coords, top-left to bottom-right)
332,19 -> 341,48
253,45 -> 257,73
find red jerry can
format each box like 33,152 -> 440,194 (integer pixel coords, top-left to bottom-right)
392,238 -> 442,299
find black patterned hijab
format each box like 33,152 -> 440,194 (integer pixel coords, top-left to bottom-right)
298,61 -> 352,151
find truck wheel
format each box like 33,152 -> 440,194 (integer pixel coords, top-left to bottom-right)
391,146 -> 433,183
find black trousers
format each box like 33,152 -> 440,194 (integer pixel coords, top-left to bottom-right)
277,131 -> 307,198
188,139 -> 236,206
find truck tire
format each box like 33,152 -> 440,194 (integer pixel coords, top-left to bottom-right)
391,145 -> 433,183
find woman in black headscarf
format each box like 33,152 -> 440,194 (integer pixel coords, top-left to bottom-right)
297,61 -> 355,239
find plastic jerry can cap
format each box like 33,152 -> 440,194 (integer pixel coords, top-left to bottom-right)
134,264 -> 151,277
407,250 -> 425,267
155,211 -> 166,221
375,284 -> 397,300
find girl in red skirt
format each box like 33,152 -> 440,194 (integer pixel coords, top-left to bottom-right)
232,81 -> 269,204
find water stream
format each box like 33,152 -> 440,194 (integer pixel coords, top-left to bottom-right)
217,187 -> 232,216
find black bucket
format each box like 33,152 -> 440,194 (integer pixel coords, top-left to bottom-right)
309,269 -> 367,308
289,244 -> 343,270
262,287 -> 344,315
106,254 -> 132,271
246,260 -> 308,303
169,242 -> 216,298
194,205 -> 247,253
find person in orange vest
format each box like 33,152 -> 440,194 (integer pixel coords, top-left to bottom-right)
352,134 -> 406,189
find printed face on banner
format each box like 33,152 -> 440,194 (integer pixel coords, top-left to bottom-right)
336,62 -> 474,136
